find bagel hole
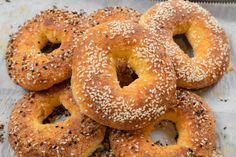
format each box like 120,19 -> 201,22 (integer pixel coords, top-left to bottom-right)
150,120 -> 178,146
173,34 -> 194,58
116,58 -> 138,88
89,129 -> 114,157
42,104 -> 71,124
41,41 -> 61,54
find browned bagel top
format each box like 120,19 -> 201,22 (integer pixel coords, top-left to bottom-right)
140,0 -> 230,89
88,6 -> 141,26
72,20 -> 176,130
110,90 -> 215,157
8,84 -> 106,157
6,9 -> 90,91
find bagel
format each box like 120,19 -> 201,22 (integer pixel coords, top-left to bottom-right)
88,6 -> 141,26
6,9 -> 90,91
8,84 -> 106,157
109,90 -> 215,157
71,20 -> 176,130
140,0 -> 230,89
86,7 -> 141,88
90,129 -> 115,157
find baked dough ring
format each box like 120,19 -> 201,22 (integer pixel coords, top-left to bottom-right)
88,6 -> 141,26
140,0 -> 230,89
110,90 -> 215,157
6,9 -> 89,91
88,7 -> 141,88
8,84 -> 106,157
71,20 -> 176,130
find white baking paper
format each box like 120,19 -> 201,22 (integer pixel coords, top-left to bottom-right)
0,0 -> 235,156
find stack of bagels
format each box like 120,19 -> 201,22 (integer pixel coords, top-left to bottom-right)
5,0 -> 230,157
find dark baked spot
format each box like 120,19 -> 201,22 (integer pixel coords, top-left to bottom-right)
116,58 -> 138,88
41,41 -> 61,54
173,33 -> 195,58
42,104 -> 71,124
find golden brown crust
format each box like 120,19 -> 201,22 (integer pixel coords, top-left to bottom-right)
8,84 -> 106,157
109,90 -> 215,157
140,0 -> 230,89
88,6 -> 141,26
5,9 -> 90,91
71,20 -> 176,130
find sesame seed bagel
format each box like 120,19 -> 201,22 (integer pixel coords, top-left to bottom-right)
71,20 -> 176,130
88,6 -> 141,26
6,9 -> 90,91
140,0 -> 230,89
8,84 -> 106,157
109,90 -> 215,157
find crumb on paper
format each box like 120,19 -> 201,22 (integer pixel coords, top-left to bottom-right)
218,95 -> 230,102
19,5 -> 30,13
212,91 -> 230,102
226,63 -> 233,73
53,5 -> 57,9
212,149 -> 223,157
0,121 -> 4,143
220,98 -> 229,102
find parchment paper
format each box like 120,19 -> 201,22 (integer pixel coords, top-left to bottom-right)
0,0 -> 235,156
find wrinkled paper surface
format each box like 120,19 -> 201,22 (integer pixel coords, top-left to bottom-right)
0,0 -> 235,156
